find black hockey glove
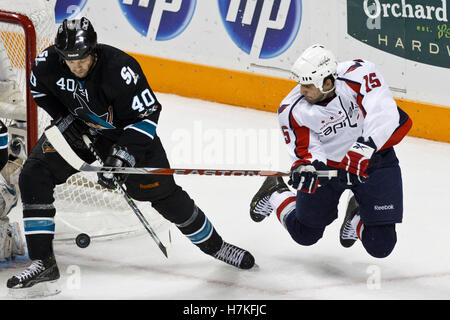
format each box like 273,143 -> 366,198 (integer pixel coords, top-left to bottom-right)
54,114 -> 91,150
288,159 -> 328,194
97,144 -> 136,190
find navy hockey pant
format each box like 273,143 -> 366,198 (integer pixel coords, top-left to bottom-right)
284,147 -> 402,258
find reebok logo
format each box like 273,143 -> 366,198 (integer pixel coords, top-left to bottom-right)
354,143 -> 368,150
374,204 -> 394,211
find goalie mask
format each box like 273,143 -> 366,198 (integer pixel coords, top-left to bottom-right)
291,44 -> 338,94
55,17 -> 97,61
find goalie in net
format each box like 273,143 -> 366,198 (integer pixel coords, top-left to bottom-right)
7,17 -> 256,298
0,39 -> 26,263
0,119 -> 25,262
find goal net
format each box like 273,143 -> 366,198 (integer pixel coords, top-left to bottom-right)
0,0 -> 164,242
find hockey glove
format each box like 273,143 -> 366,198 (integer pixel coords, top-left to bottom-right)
54,114 -> 91,150
97,144 -> 136,190
288,159 -> 327,194
340,136 -> 376,184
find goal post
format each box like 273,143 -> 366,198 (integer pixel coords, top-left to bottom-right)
0,1 -> 51,152
0,0 -> 165,243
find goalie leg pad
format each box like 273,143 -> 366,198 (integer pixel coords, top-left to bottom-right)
0,218 -> 25,260
0,218 -> 12,260
0,174 -> 18,219
0,185 -> 17,219
9,221 -> 25,256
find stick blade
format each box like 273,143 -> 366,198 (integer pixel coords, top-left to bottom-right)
44,126 -> 85,170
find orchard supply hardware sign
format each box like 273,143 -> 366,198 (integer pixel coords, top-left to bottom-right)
347,0 -> 450,68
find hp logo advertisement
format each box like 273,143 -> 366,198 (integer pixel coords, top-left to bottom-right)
55,1 -> 302,58
118,0 -> 197,41
218,0 -> 302,59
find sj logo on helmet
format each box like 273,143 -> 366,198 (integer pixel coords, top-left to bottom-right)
218,0 -> 302,59
118,0 -> 196,41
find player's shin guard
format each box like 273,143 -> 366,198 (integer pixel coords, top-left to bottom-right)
22,205 -> 56,261
175,205 -> 223,255
19,162 -> 57,261
151,188 -> 255,269
176,206 -> 255,269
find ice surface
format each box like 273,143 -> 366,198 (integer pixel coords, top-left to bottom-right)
1,93 -> 449,300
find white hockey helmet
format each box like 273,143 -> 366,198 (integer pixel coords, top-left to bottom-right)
291,44 -> 338,93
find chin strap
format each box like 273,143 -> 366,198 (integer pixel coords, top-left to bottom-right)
319,87 -> 336,102
319,75 -> 337,101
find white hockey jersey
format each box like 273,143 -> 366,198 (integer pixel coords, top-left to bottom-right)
278,59 -> 412,168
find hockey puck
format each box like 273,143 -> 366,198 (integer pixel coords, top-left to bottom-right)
75,233 -> 91,248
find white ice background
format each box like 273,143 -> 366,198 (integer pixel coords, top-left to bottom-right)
1,93 -> 449,300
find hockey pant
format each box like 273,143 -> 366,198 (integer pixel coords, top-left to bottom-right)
20,134 -> 223,260
276,148 -> 402,258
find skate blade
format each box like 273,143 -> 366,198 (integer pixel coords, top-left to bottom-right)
8,280 -> 61,299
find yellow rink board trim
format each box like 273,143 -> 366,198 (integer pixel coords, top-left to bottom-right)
130,52 -> 450,143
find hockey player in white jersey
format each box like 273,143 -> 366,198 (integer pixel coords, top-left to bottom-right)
250,44 -> 412,258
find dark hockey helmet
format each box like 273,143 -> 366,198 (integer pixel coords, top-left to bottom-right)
55,17 -> 97,60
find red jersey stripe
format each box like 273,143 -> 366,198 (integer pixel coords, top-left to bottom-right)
341,79 -> 367,117
380,116 -> 412,150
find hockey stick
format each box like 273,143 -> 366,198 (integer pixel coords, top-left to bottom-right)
80,134 -> 170,258
44,126 -> 338,179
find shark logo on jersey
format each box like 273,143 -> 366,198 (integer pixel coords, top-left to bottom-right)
54,0 -> 88,23
218,0 -> 302,59
118,0 -> 196,41
72,84 -> 115,129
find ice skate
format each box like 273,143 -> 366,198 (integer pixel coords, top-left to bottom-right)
340,194 -> 360,248
9,222 -> 25,257
249,177 -> 290,222
7,255 -> 61,298
212,241 -> 255,269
